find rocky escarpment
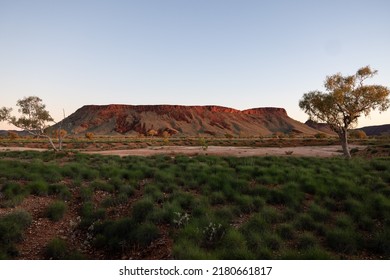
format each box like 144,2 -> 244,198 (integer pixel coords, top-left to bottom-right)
53,104 -> 321,137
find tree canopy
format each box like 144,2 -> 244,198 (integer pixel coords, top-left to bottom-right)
299,66 -> 390,158
0,96 -> 61,150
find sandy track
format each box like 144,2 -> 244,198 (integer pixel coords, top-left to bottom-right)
1,145 -> 363,157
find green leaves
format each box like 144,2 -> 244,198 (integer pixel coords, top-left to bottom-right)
299,66 -> 390,157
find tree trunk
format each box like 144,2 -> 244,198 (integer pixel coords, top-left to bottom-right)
339,129 -> 351,158
46,135 -> 58,151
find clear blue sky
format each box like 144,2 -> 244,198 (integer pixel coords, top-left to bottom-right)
1,0 -> 389,129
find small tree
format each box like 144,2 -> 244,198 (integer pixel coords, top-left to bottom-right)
299,66 -> 389,158
147,129 -> 158,137
85,132 -> 94,140
0,96 -> 62,151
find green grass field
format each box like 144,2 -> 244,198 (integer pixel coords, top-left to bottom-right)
0,150 -> 389,259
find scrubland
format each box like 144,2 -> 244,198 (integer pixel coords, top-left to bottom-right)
0,150 -> 389,259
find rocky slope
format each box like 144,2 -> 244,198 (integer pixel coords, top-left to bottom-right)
52,104 -> 322,137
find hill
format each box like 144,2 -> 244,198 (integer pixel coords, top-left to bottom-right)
52,104 -> 321,137
358,124 -> 390,136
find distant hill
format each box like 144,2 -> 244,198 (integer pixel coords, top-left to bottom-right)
358,124 -> 390,136
51,104 -> 321,137
304,119 -> 390,137
0,130 -> 30,137
305,120 -> 336,135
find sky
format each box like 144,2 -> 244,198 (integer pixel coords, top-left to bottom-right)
1,0 -> 389,130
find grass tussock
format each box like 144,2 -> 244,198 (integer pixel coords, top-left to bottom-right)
0,151 -> 389,260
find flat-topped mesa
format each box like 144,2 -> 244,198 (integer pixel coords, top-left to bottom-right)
242,107 -> 288,116
79,104 -> 241,114
79,104 -> 283,115
54,104 -> 322,137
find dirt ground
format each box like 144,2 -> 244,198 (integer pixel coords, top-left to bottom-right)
0,145 -> 363,157
84,145 -> 364,157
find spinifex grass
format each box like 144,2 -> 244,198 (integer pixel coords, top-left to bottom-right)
0,151 -> 389,259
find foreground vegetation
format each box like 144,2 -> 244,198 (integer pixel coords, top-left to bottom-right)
0,151 -> 389,259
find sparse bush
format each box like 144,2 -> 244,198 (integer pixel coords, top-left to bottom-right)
7,131 -> 19,140
325,228 -> 359,254
0,210 -> 32,258
45,238 -> 67,259
134,222 -> 159,247
131,199 -> 154,223
202,222 -> 226,249
297,232 -> 318,250
277,223 -> 295,240
48,183 -> 71,201
46,201 -> 67,221
173,212 -> 190,228
85,132 -> 94,140
198,137 -> 208,151
28,180 -> 49,196
314,133 -> 327,139
349,130 -> 367,139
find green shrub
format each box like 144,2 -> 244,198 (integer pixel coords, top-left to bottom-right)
299,247 -> 334,260
118,184 -> 135,197
0,210 -> 32,242
45,238 -> 67,259
202,222 -> 227,249
48,183 -> 71,200
46,201 -> 67,221
325,228 -> 359,254
0,210 -> 32,258
217,230 -> 254,260
132,199 -> 154,223
101,193 -> 128,208
308,203 -> 330,222
134,222 -> 159,247
1,182 -> 26,200
297,232 -> 318,250
80,202 -> 105,228
80,187 -> 93,201
173,239 -> 215,260
277,223 -> 295,240
294,213 -> 317,231
28,180 -> 49,196
91,179 -> 115,193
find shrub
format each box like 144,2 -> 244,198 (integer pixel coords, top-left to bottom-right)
0,210 -> 32,257
297,232 -> 318,250
79,187 -> 93,201
80,202 -> 105,228
48,183 -> 71,201
28,180 -> 49,196
46,201 -> 67,221
101,193 -> 128,208
277,223 -> 295,240
131,199 -> 154,223
173,212 -> 190,228
294,213 -> 317,231
91,179 -> 115,193
0,182 -> 29,207
325,228 -> 359,254
218,229 -> 254,260
308,203 -> 330,222
134,222 -> 159,247
299,247 -> 333,260
85,132 -> 94,140
314,133 -> 326,139
202,222 -> 226,249
45,238 -> 67,259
